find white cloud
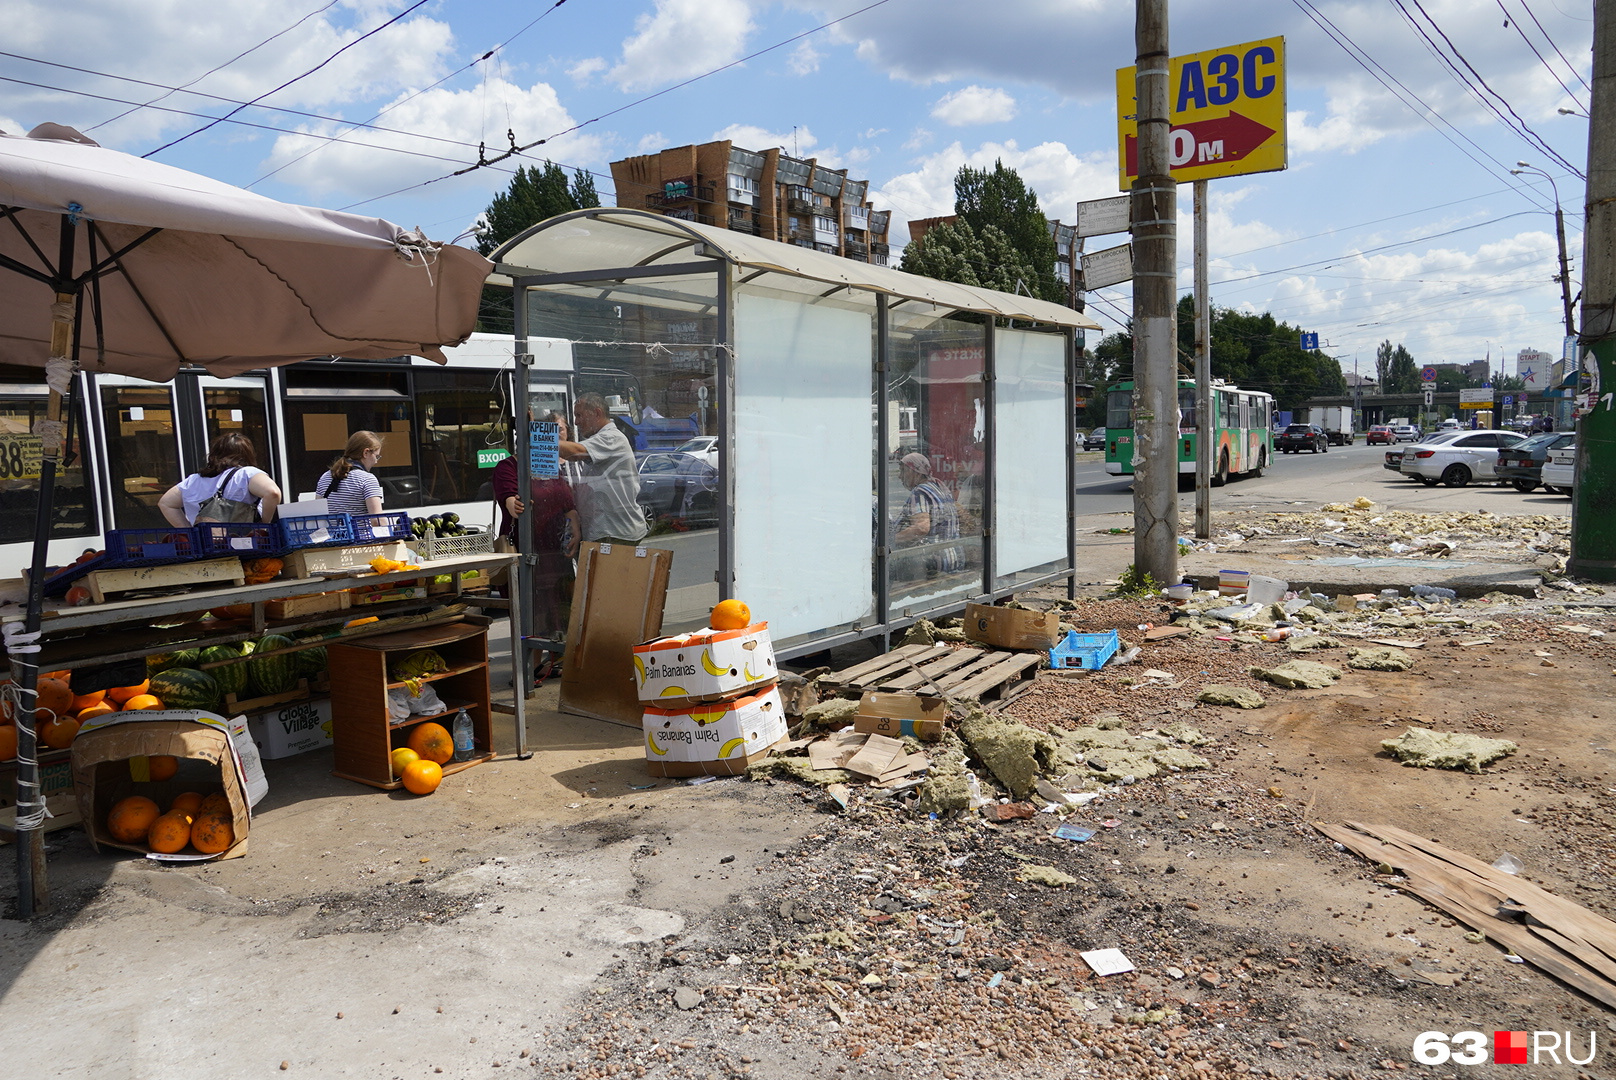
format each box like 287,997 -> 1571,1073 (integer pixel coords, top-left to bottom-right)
902,127 -> 932,151
611,0 -> 755,92
930,86 -> 1017,126
712,123 -> 815,154
787,40 -> 822,76
567,57 -> 607,84
636,131 -> 668,153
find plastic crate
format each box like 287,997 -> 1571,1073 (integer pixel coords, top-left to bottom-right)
195,521 -> 278,557
104,526 -> 200,566
275,513 -> 353,550
1047,629 -> 1120,671
41,551 -> 113,597
350,511 -> 412,543
412,529 -> 493,562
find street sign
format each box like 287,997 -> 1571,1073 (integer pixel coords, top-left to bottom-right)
1502,394 -> 1514,407
1423,389 -> 1434,407
1116,36 -> 1286,188
1420,366 -> 1437,383
1075,195 -> 1132,238
476,448 -> 510,469
1080,243 -> 1134,289
1300,332 -> 1318,351
1459,388 -> 1493,410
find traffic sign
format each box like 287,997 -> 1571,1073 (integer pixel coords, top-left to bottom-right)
1080,243 -> 1134,289
1116,36 -> 1287,188
1075,195 -> 1132,238
1420,366 -> 1437,383
1300,332 -> 1318,351
1502,395 -> 1514,407
1423,389 -> 1434,407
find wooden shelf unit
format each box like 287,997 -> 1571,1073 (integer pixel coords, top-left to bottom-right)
328,618 -> 494,790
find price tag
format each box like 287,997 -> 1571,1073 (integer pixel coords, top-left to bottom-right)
0,434 -> 44,480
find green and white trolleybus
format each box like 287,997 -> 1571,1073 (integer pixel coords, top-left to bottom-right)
1104,379 -> 1275,485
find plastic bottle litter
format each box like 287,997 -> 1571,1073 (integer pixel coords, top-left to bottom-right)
1108,646 -> 1142,667
1491,852 -> 1524,875
964,771 -> 992,810
1412,585 -> 1457,600
451,706 -> 475,763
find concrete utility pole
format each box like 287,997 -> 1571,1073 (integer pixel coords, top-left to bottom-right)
1131,0 -> 1180,585
1193,180 -> 1212,540
1571,0 -> 1616,580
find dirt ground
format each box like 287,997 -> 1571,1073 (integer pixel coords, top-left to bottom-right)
4,530 -> 1616,1078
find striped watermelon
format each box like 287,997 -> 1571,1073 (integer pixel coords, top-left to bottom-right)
149,667 -> 221,711
146,652 -> 180,675
200,645 -> 248,697
247,634 -> 298,695
295,645 -> 328,677
172,648 -> 202,668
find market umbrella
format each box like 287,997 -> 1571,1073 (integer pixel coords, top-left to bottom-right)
0,123 -> 493,916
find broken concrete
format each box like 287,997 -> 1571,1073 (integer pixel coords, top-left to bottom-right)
1015,864 -> 1077,887
1347,646 -> 1415,671
1250,660 -> 1342,689
1286,635 -> 1339,653
1197,684 -> 1266,709
1381,727 -> 1518,773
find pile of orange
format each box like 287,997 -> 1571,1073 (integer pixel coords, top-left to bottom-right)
0,672 -> 162,758
106,790 -> 234,855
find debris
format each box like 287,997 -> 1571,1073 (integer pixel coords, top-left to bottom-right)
825,784 -> 851,812
1196,684 -> 1266,709
1079,948 -> 1136,976
1159,721 -> 1211,745
1016,863 -> 1077,887
1491,853 -> 1524,875
959,707 -> 1053,800
672,988 -> 704,1011
803,697 -> 860,728
1249,660 -> 1342,689
1286,635 -> 1338,653
1380,727 -> 1517,772
1053,823 -> 1096,842
1347,646 -> 1415,671
985,802 -> 1037,822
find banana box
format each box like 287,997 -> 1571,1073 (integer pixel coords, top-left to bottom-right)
642,684 -> 787,777
632,622 -> 777,707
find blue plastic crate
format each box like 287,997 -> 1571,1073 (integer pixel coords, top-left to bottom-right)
350,511 -> 412,543
1048,629 -> 1121,671
275,513 -> 353,550
195,521 -> 278,557
41,551 -> 113,597
104,526 -> 200,566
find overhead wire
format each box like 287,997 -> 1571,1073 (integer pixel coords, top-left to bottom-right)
1494,0 -> 1590,108
1511,0 -> 1593,95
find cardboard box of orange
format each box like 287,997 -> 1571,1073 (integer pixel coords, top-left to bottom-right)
962,603 -> 1062,650
642,684 -> 788,777
71,710 -> 268,861
633,622 -> 777,707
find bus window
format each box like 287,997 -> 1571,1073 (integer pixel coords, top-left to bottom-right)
414,368 -> 506,505
0,373 -> 96,544
1106,389 -> 1132,430
1178,387 -> 1197,430
282,369 -> 419,506
100,381 -> 180,530
202,379 -> 273,483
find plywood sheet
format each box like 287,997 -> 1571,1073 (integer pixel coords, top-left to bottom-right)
558,542 -> 673,728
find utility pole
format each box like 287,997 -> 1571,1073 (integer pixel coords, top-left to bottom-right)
1193,180 -> 1211,539
1570,0 -> 1616,580
1131,0 -> 1179,585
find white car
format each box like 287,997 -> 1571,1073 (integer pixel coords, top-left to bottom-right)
674,435 -> 718,467
1541,444 -> 1576,495
1399,429 -> 1525,487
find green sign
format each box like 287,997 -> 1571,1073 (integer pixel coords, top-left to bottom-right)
476,448 -> 510,468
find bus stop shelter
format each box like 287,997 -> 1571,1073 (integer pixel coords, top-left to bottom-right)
489,208 -> 1100,658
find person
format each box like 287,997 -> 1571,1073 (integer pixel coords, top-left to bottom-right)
315,431 -> 386,515
892,452 -> 962,578
158,432 -> 281,526
558,393 -> 648,545
493,412 -> 580,641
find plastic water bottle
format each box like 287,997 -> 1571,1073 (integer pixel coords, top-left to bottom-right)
452,707 -> 475,763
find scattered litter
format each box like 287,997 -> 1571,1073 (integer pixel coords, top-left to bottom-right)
1053,824 -> 1097,842
1411,585 -> 1457,600
1107,646 -> 1142,667
1080,949 -> 1136,977
1491,853 -> 1524,875
1381,727 -> 1518,773
686,776 -> 720,786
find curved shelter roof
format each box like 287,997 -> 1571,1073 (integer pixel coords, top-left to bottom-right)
489,208 -> 1100,330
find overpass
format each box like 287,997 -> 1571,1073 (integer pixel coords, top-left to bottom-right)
1297,389 -> 1545,426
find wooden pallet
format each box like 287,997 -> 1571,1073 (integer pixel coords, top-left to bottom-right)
83,557 -> 245,604
823,644 -> 1043,703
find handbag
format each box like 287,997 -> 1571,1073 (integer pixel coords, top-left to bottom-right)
193,468 -> 258,523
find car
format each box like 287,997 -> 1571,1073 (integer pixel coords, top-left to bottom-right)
1541,444 -> 1576,495
1276,423 -> 1329,453
1391,424 -> 1422,442
1398,429 -> 1525,487
1366,424 -> 1396,445
674,435 -> 718,468
1082,427 -> 1106,452
636,451 -> 718,527
1494,432 -> 1573,493
1383,429 -> 1468,475
1436,418 -> 1461,432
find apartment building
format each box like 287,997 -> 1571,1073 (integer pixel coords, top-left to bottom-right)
609,141 -> 892,265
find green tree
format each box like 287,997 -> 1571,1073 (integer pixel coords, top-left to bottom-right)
1375,340 -> 1419,394
474,162 -> 599,331
901,160 -> 1065,305
900,217 -> 1044,297
1169,295 -> 1346,410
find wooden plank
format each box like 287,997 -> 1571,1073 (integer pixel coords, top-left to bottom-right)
949,653 -> 1042,701
870,648 -> 984,692
84,557 -> 245,604
825,644 -> 937,685
285,541 -> 408,579
931,652 -> 1010,693
0,796 -> 80,844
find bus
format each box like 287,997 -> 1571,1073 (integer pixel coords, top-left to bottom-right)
1103,379 -> 1274,485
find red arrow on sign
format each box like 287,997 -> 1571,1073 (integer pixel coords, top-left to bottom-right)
1125,111 -> 1277,176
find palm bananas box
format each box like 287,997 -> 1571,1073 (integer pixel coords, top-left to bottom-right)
642,684 -> 788,777
632,622 -> 778,708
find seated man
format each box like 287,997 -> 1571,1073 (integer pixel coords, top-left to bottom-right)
892,452 -> 962,579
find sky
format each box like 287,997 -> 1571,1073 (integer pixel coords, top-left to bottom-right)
0,0 -> 1596,382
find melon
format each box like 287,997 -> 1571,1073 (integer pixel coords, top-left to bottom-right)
199,645 -> 248,697
148,668 -> 220,711
145,652 -> 180,675
295,645 -> 328,677
246,635 -> 299,696
172,648 -> 203,668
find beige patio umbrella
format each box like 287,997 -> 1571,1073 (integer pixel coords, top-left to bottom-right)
0,123 -> 493,916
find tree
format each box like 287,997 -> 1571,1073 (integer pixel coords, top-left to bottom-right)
1170,295 -> 1347,410
1375,340 -> 1419,395
899,217 -> 1044,298
901,160 -> 1065,305
474,162 -> 599,332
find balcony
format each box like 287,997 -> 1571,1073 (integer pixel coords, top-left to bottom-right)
844,207 -> 871,231
871,241 -> 890,256
726,210 -> 759,234
844,237 -> 869,258
813,242 -> 838,254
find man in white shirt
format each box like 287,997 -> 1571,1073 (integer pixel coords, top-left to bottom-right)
559,393 -> 649,544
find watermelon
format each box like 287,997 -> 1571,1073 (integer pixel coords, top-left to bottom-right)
146,652 -> 180,675
247,634 -> 299,695
149,667 -> 221,711
200,645 -> 248,697
295,645 -> 327,677
172,648 -> 203,668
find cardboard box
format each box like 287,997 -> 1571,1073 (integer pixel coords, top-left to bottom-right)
246,697 -> 334,759
642,684 -> 788,777
0,749 -> 74,806
853,691 -> 947,742
351,584 -> 428,606
962,603 -> 1062,650
633,622 -> 777,707
265,590 -> 349,620
71,710 -> 268,862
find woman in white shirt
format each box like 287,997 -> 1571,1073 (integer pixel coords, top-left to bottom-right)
315,431 -> 386,515
158,433 -> 282,526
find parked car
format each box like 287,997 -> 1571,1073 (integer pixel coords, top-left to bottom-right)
674,435 -> 718,468
1494,432 -> 1574,493
1391,424 -> 1422,442
1436,418 -> 1461,432
1541,444 -> 1576,495
1082,427 -> 1106,452
636,451 -> 718,527
1367,424 -> 1396,445
1399,429 -> 1525,487
1277,423 -> 1329,453
1383,429 -> 1467,475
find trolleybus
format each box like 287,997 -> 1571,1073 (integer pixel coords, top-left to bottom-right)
1103,379 -> 1274,485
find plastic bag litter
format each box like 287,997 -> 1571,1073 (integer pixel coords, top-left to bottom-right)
387,689 -> 412,724
408,682 -> 446,715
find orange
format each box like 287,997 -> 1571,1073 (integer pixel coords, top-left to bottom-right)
43,670 -> 70,685
147,754 -> 178,781
400,759 -> 443,795
38,715 -> 79,749
0,724 -> 15,761
190,812 -> 234,854
76,701 -> 115,721
199,792 -> 230,815
147,812 -> 192,854
106,796 -> 162,843
106,680 -> 149,705
35,677 -> 73,720
407,722 -> 454,765
390,746 -> 421,776
69,690 -> 106,712
123,694 -> 163,711
169,791 -> 205,817
709,598 -> 751,631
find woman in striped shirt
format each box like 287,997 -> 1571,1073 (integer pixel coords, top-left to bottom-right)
316,431 -> 386,514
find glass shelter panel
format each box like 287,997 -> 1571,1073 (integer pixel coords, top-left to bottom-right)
886,309 -> 986,614
993,327 -> 1068,588
0,368 -> 95,544
99,379 -> 180,530
524,274 -> 720,632
732,286 -> 875,646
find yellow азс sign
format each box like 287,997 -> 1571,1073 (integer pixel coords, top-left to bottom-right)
1117,36 -> 1287,189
